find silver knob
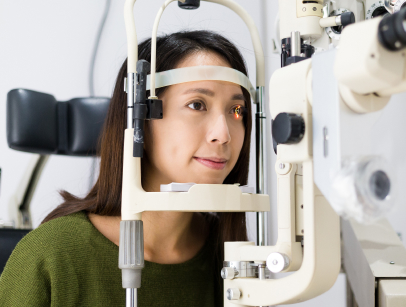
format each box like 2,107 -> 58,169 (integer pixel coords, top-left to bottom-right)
266,252 -> 290,273
221,267 -> 236,280
226,288 -> 241,300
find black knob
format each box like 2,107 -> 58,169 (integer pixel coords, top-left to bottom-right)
178,0 -> 200,9
378,7 -> 406,51
341,12 -> 355,28
272,113 -> 305,144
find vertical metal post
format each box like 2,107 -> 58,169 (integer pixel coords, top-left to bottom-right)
126,288 -> 137,307
123,73 -> 138,307
256,86 -> 267,247
126,73 -> 136,129
258,264 -> 266,280
290,31 -> 301,57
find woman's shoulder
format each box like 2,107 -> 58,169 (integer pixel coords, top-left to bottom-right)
12,211 -> 113,259
0,213 -> 122,306
20,211 -> 90,246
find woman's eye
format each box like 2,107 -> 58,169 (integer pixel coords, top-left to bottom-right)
187,101 -> 206,111
231,105 -> 245,119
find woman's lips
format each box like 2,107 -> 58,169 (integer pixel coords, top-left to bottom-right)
194,157 -> 227,170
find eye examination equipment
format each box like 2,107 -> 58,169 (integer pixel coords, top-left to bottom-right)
119,0 -> 406,306
120,1 -> 268,304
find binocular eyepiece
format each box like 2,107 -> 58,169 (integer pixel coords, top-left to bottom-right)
378,6 -> 406,51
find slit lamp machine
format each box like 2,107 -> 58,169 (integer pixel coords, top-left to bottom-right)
119,0 -> 406,306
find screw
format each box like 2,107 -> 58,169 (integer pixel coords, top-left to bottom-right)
272,259 -> 278,265
390,261 -> 395,264
301,229 -> 304,234
279,163 -> 285,169
301,205 -> 303,209
313,7 -> 317,11
302,7 -> 306,12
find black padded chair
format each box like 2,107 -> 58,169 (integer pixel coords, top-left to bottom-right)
7,89 -> 110,156
1,88 -> 110,274
0,229 -> 31,273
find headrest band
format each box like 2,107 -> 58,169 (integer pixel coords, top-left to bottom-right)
146,65 -> 256,100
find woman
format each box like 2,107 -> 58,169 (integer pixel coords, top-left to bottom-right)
0,30 -> 252,307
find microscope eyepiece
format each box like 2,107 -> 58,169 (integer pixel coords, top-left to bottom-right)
178,0 -> 200,10
378,7 -> 406,51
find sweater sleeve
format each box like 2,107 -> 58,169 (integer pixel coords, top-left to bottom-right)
0,233 -> 51,307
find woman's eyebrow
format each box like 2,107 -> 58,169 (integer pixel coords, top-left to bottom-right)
182,88 -> 215,96
182,88 -> 246,102
231,93 -> 246,102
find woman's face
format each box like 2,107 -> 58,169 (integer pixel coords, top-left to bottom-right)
142,52 -> 246,190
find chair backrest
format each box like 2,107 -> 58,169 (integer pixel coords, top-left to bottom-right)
2,88 -> 110,272
0,229 -> 31,274
7,88 -> 110,156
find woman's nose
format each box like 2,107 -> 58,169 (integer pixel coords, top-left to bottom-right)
206,114 -> 231,144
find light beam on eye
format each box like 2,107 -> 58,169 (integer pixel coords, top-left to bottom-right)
234,106 -> 241,119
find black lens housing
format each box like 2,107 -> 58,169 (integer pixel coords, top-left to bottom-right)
178,0 -> 200,9
378,7 -> 406,51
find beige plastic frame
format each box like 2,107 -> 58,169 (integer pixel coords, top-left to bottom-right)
220,58 -> 341,306
335,16 -> 406,113
122,0 -> 267,222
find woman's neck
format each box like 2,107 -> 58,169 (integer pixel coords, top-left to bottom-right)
143,211 -> 208,263
88,160 -> 209,263
88,210 -> 208,264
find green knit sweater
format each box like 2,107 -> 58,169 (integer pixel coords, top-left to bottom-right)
0,212 -> 223,307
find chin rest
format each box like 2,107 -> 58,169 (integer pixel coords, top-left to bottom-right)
7,89 -> 110,156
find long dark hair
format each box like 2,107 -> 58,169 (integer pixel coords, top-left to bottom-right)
42,30 -> 251,258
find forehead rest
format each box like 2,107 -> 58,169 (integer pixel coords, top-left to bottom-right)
7,89 -> 110,156
147,66 -> 256,100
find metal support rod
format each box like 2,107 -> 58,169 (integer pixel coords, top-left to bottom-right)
258,264 -> 266,280
290,31 -> 301,57
17,154 -> 50,229
126,73 -> 136,129
126,288 -> 137,307
255,86 -> 267,246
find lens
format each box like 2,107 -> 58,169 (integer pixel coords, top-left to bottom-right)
372,6 -> 391,18
369,170 -> 391,200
